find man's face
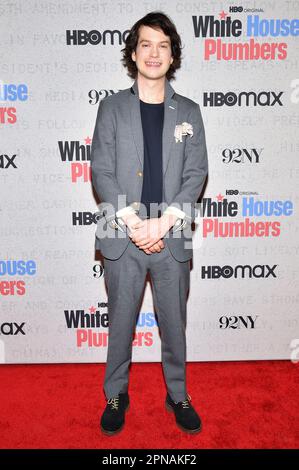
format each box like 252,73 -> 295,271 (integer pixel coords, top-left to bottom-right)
131,25 -> 174,80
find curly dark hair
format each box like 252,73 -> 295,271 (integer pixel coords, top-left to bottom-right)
121,11 -> 183,81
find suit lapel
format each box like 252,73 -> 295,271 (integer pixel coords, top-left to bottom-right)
162,95 -> 178,176
129,78 -> 178,176
130,94 -> 144,170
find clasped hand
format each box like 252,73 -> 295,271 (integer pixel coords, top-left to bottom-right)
129,217 -> 170,254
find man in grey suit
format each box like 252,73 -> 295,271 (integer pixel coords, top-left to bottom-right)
91,11 -> 208,436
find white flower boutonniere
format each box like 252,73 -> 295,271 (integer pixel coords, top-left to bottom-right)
174,122 -> 193,143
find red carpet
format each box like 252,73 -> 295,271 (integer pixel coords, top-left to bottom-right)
0,361 -> 298,449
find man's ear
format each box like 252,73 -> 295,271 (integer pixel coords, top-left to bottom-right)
131,51 -> 136,62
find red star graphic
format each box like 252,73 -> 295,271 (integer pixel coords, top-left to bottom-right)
85,136 -> 92,145
89,305 -> 96,313
219,10 -> 228,20
216,193 -> 224,201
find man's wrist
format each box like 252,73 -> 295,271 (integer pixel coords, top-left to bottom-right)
161,213 -> 179,231
120,212 -> 141,227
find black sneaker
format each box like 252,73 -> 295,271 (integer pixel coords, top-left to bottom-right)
100,392 -> 130,435
165,393 -> 202,434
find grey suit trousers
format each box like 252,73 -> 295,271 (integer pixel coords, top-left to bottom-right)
103,239 -> 190,403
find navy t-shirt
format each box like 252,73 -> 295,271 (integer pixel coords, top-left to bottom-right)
139,99 -> 164,218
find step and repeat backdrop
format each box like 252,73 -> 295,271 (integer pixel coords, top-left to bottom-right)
1,1 -> 298,364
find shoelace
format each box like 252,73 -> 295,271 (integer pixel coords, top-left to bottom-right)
181,400 -> 190,408
176,394 -> 192,408
107,397 -> 119,410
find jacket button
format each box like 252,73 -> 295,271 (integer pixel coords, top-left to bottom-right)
137,171 -> 143,177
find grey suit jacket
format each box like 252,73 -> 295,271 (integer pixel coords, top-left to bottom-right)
90,78 -> 208,262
